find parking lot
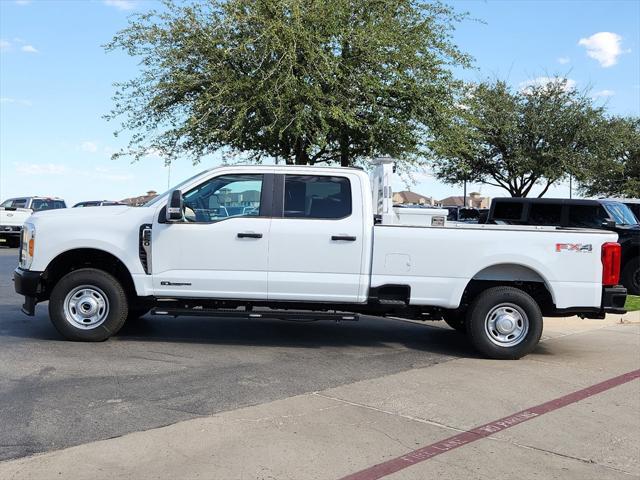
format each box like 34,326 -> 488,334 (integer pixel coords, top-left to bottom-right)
0,247 -> 638,479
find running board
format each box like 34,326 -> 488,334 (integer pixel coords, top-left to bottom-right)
150,308 -> 359,322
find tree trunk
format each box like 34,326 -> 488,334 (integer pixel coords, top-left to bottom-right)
294,137 -> 310,165
340,133 -> 349,167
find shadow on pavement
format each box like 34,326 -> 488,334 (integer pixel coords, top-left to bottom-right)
1,301 -> 479,358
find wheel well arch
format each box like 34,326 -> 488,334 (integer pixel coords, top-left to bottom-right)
460,263 -> 555,315
42,248 -> 136,301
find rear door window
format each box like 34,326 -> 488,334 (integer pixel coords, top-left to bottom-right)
528,203 -> 562,226
283,175 -> 352,219
567,205 -> 609,228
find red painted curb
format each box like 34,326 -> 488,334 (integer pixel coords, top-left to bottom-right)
340,369 -> 640,480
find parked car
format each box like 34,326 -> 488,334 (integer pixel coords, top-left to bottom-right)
0,197 -> 66,247
73,201 -> 126,208
444,207 -> 486,223
488,197 -> 640,295
14,163 -> 626,360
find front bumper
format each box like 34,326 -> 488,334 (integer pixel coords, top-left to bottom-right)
13,267 -> 44,316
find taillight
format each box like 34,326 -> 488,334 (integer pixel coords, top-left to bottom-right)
601,242 -> 621,286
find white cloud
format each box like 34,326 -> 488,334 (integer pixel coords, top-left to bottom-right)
557,56 -> 570,65
593,89 -> 615,98
578,32 -> 628,68
104,0 -> 136,10
21,45 -> 38,53
80,141 -> 99,153
15,0 -> 31,5
519,77 -> 577,94
15,163 -> 68,176
0,40 -> 10,51
0,97 -> 32,106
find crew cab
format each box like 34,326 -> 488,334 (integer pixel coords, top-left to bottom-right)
13,161 -> 626,359
1,197 -> 66,247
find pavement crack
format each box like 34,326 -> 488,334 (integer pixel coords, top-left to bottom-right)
366,424 -> 414,451
312,392 -> 465,434
495,439 -> 636,476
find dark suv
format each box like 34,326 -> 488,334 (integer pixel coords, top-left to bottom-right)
488,198 -> 640,295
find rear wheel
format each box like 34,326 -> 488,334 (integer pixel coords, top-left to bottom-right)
621,258 -> 640,296
48,268 -> 128,341
466,287 -> 543,360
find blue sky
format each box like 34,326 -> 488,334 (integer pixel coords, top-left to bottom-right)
1,0 -> 639,206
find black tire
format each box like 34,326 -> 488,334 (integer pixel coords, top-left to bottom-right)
466,286 -> 543,360
621,258 -> 640,296
442,310 -> 466,332
48,268 -> 129,341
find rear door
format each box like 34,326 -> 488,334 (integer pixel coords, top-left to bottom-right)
267,173 -> 367,303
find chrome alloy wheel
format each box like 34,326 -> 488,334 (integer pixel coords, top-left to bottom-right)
63,285 -> 110,329
484,303 -> 529,347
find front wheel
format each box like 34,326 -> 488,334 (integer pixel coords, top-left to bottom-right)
48,268 -> 129,341
466,287 -> 543,360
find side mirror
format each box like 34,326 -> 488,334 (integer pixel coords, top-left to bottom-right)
602,219 -> 616,229
165,189 -> 184,222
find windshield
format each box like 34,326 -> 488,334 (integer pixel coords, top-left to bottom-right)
604,202 -> 639,226
144,169 -> 213,207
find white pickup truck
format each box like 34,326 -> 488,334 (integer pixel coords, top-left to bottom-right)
1,197 -> 67,247
14,161 -> 627,359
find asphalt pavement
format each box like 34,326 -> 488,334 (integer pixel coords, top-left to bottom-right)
0,248 -> 465,461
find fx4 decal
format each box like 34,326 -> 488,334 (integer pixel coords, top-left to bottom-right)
556,243 -> 593,253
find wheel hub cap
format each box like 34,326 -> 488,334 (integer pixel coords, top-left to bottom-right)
484,303 -> 529,347
495,314 -> 517,334
63,285 -> 110,329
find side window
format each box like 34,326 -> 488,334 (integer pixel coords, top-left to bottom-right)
1,198 -> 27,208
284,175 -> 352,219
567,205 -> 608,228
53,201 -> 66,209
492,202 -> 524,222
183,174 -> 263,222
31,199 -> 51,211
528,203 -> 562,226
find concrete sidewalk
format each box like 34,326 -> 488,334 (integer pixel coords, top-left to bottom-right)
1,314 -> 639,480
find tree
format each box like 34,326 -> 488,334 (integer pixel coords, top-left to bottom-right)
430,78 -> 611,197
105,0 -> 471,168
576,117 -> 640,198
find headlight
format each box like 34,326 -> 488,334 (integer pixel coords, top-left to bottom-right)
19,223 -> 35,270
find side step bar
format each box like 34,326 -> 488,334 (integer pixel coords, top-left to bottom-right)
150,308 -> 359,322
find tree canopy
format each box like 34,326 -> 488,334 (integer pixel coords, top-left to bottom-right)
576,117 -> 640,198
105,0 -> 471,169
430,78 -> 619,197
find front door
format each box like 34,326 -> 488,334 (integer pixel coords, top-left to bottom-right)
268,173 -> 366,303
152,173 -> 271,299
